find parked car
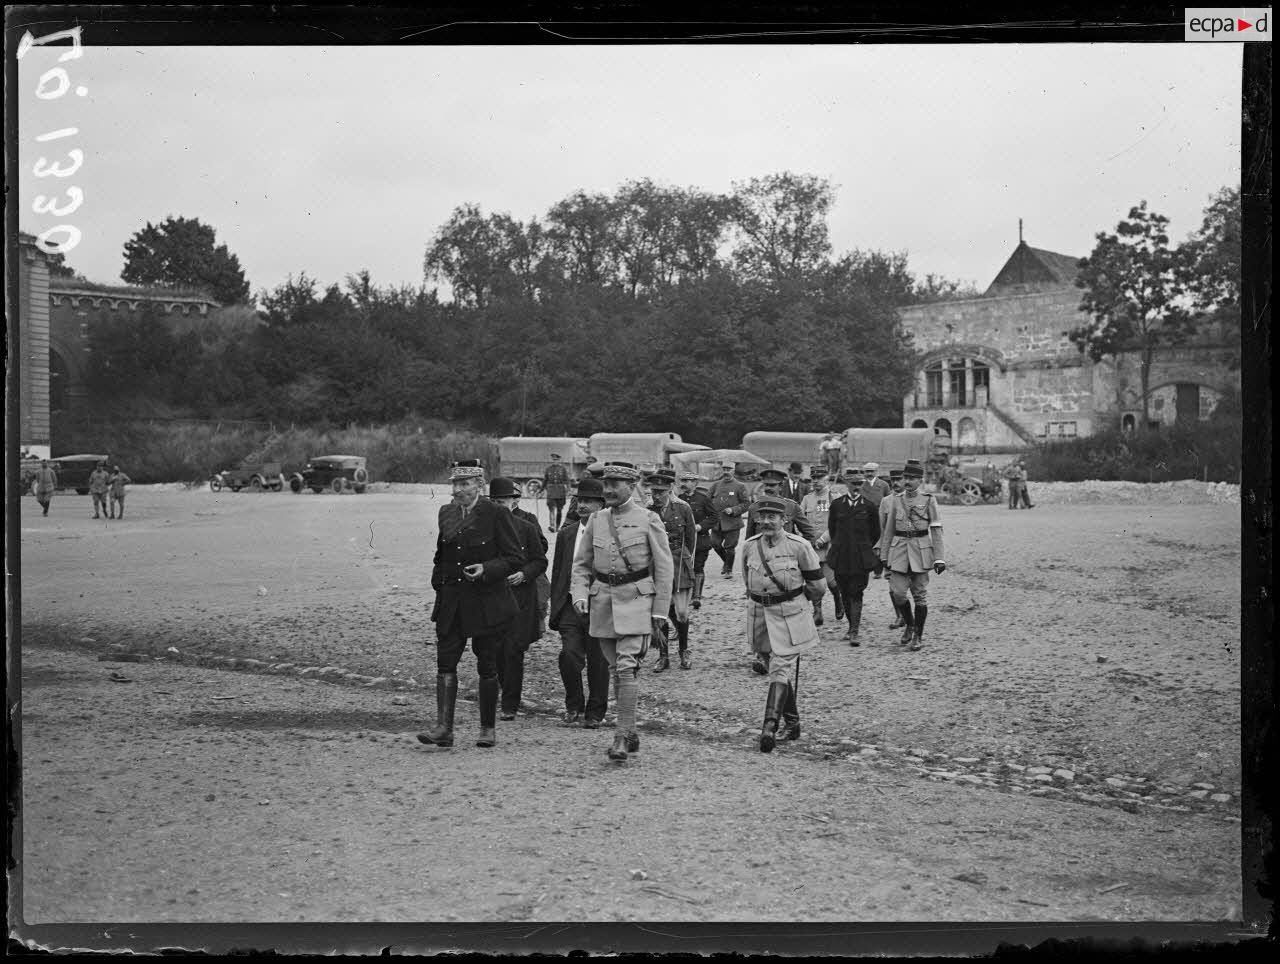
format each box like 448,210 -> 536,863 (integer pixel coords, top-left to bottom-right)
209,461 -> 285,493
289,455 -> 369,494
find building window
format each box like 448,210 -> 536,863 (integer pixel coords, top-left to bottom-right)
1122,414 -> 1136,434
911,419 -> 929,429
948,364 -> 966,407
924,362 -> 943,407
1043,421 -> 1078,438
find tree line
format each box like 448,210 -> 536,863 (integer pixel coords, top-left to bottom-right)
84,173 -> 979,447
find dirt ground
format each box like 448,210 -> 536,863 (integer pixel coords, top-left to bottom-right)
14,485 -> 1246,933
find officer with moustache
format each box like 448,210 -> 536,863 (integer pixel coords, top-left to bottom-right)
571,462 -> 674,762
647,470 -> 697,672
880,459 -> 947,651
707,460 -> 751,578
743,468 -> 816,543
678,472 -> 716,610
418,460 -> 525,750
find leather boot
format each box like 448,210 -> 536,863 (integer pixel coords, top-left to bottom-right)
691,572 -> 705,610
812,599 -> 824,626
476,677 -> 498,747
909,605 -> 927,651
608,733 -> 629,761
898,600 -> 915,645
676,620 -> 691,670
751,651 -> 771,675
833,585 -> 845,621
781,683 -> 800,741
889,590 -> 905,629
416,673 -> 457,747
652,627 -> 671,673
721,548 -> 736,577
759,682 -> 788,753
846,600 -> 863,647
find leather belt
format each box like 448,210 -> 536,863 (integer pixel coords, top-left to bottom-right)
595,567 -> 650,586
748,587 -> 804,606
894,530 -> 932,538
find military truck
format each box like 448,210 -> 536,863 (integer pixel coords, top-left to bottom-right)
740,431 -> 827,477
586,433 -> 709,475
497,436 -> 591,498
842,427 -> 951,482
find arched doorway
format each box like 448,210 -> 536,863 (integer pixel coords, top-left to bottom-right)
50,348 -> 70,415
934,417 -> 952,437
1121,414 -> 1136,434
911,418 -> 929,429
957,417 -> 977,449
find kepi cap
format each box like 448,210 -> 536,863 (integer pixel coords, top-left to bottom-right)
449,458 -> 485,480
903,459 -> 925,478
758,468 -> 787,483
752,496 -> 788,515
602,461 -> 640,482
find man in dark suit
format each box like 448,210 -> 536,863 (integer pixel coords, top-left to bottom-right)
550,477 -> 610,727
781,462 -> 809,504
488,477 -> 549,721
678,473 -> 715,609
418,460 -> 525,750
828,472 -> 883,646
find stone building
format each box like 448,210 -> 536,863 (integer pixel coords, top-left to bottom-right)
899,238 -> 1240,454
17,234 -> 53,457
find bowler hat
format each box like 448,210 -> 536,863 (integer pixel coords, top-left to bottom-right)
488,476 -> 520,499
903,459 -> 925,478
602,461 -> 640,482
758,468 -> 787,483
788,462 -> 803,473
575,477 -> 605,501
752,496 -> 788,515
449,458 -> 485,480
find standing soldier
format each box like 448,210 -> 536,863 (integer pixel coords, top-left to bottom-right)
743,496 -> 827,752
89,460 -> 111,520
879,469 -> 906,626
107,465 -> 132,519
781,463 -> 808,504
550,478 -> 611,728
34,459 -> 58,517
708,460 -> 751,578
647,471 -> 696,673
1004,458 -> 1024,510
679,473 -> 715,610
820,432 -> 844,478
543,453 -> 571,533
828,468 -> 882,646
800,469 -> 844,629
418,460 -> 525,750
487,477 -> 549,722
1016,458 -> 1035,509
880,459 -> 947,652
744,469 -> 816,544
571,462 -> 674,762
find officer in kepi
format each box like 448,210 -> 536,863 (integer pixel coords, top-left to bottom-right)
646,470 -> 696,672
880,458 -> 946,651
418,459 -> 525,750
743,496 -> 827,752
571,462 -> 674,762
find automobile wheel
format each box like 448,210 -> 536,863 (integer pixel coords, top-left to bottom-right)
230,486 -> 242,492
331,477 -> 346,494
353,466 -> 369,484
960,479 -> 982,506
76,488 -> 90,496
354,484 -> 366,494
289,475 -> 304,493
250,476 -> 265,493
523,479 -> 543,499
210,476 -> 223,493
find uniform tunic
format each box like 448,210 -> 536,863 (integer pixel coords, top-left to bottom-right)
570,497 -> 674,641
109,471 -> 132,502
745,495 -> 815,542
880,492 -> 945,573
742,531 -> 825,660
543,462 -> 569,503
652,498 -> 696,591
431,497 -> 525,641
35,466 -> 58,500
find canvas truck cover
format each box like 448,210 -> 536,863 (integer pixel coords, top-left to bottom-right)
741,431 -> 828,474
498,437 -> 590,478
587,433 -> 707,470
842,428 -> 950,472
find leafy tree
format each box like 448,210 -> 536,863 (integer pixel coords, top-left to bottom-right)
1180,186 -> 1240,311
46,250 -> 80,279
545,190 -> 620,287
121,215 -> 251,304
1069,202 -> 1195,430
730,172 -> 834,286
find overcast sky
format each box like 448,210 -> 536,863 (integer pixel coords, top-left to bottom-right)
18,43 -> 1241,297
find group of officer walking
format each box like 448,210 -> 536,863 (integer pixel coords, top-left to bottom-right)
30,458 -> 131,519
420,454 -> 946,762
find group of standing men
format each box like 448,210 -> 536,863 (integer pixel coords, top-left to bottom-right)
420,452 -> 947,761
30,458 -> 130,519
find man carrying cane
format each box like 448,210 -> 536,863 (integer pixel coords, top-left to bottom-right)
743,496 -> 827,751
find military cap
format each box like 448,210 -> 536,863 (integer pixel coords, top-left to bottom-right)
647,471 -> 674,491
602,461 -> 640,482
585,461 -> 607,479
488,476 -> 520,498
862,461 -> 880,473
889,469 -> 904,480
678,472 -> 701,482
575,477 -> 605,500
811,466 -> 829,479
758,468 -> 787,483
752,496 -> 788,515
720,459 -> 737,469
843,465 -> 865,476
449,458 -> 485,480
903,459 -> 925,478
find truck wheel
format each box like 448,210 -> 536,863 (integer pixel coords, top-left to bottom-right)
353,467 -> 369,484
960,480 -> 982,506
331,477 -> 346,494
76,488 -> 90,496
250,476 -> 264,493
311,486 -> 323,494
210,477 -> 223,493
523,479 -> 543,499
289,475 -> 303,493
354,484 -> 366,494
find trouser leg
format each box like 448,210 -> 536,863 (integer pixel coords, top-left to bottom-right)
889,571 -> 915,643
558,620 -> 588,715
908,574 -> 930,650
472,633 -> 500,746
500,630 -> 526,716
584,636 -> 610,723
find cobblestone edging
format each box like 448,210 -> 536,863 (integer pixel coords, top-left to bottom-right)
90,639 -> 1238,821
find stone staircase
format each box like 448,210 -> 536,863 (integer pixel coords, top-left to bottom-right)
985,403 -> 1036,445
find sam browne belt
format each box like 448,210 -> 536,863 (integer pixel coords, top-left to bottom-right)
894,530 -> 932,538
595,567 -> 651,586
748,587 -> 805,605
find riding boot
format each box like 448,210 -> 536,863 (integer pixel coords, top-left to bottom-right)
751,650 -> 771,675
898,600 -> 915,645
721,547 -> 736,577
691,572 -> 705,610
759,682 -> 788,753
416,673 -> 457,747
610,669 -> 639,761
676,619 -> 692,670
476,677 -> 498,747
781,682 -> 800,741
889,588 -> 905,628
652,631 -> 671,674
832,584 -> 845,621
812,599 -> 824,627
909,605 -> 927,651
846,600 -> 863,646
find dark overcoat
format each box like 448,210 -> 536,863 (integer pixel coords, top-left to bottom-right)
508,506 -> 549,649
431,497 -> 525,638
827,492 -> 882,576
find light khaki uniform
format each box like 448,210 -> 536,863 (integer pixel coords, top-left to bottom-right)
742,531 -> 825,685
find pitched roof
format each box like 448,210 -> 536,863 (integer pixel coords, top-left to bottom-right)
984,241 -> 1083,295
